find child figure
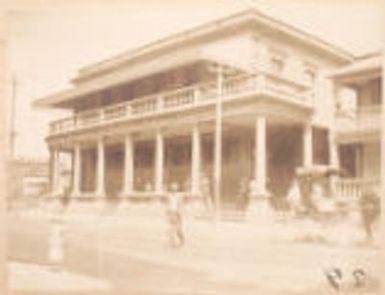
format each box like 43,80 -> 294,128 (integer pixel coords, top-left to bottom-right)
287,179 -> 302,216
359,189 -> 380,243
166,183 -> 185,248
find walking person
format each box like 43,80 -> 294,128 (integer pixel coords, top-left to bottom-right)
287,178 -> 302,216
200,173 -> 213,213
166,182 -> 185,248
238,177 -> 250,210
359,189 -> 380,243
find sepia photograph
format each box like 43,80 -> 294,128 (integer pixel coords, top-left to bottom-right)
1,0 -> 383,294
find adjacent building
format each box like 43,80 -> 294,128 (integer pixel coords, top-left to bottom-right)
6,158 -> 49,210
332,52 -> 382,198
35,9 -> 380,214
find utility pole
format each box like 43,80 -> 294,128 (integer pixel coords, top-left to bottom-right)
9,75 -> 18,159
213,65 -> 223,223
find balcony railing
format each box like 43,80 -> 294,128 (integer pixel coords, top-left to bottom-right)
49,72 -> 312,135
335,177 -> 381,199
335,104 -> 382,132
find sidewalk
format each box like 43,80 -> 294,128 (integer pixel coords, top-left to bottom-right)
8,262 -> 112,292
8,211 -> 382,294
78,216 -> 381,293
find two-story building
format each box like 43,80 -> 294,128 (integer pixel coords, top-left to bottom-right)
333,52 -> 382,199
34,9 -> 354,214
6,158 -> 49,210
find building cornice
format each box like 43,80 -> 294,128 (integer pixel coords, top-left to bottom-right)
34,8 -> 355,109
74,9 -> 354,83
329,53 -> 382,84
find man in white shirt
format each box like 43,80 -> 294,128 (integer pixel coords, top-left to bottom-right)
166,183 -> 184,247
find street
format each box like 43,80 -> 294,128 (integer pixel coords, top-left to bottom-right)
7,211 -> 382,294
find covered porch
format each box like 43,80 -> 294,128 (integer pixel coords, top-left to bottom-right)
336,140 -> 381,199
48,102 -> 334,213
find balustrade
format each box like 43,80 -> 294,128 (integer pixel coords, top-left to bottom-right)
103,102 -> 127,120
265,74 -> 308,103
163,87 -> 195,109
356,105 -> 382,126
336,104 -> 381,132
50,117 -> 75,134
197,81 -> 217,101
76,109 -> 101,127
49,72 -> 312,135
336,177 -> 380,199
222,74 -> 257,96
131,96 -> 157,115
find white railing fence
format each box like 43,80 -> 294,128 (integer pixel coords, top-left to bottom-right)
49,72 -> 312,135
335,177 -> 381,199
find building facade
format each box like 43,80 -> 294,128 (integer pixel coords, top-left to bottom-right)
35,10 -> 363,213
6,158 -> 49,209
333,52 -> 382,199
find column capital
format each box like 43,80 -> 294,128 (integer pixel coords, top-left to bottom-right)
96,136 -> 106,143
155,127 -> 165,136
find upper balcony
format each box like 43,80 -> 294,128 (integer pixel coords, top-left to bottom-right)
48,71 -> 313,137
335,104 -> 382,143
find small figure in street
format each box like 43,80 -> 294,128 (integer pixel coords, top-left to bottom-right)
359,189 -> 380,243
287,179 -> 302,216
297,174 -> 318,216
166,182 -> 185,248
200,173 -> 213,212
48,215 -> 65,271
238,177 -> 250,210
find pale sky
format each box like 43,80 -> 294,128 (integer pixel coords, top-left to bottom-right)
6,0 -> 383,159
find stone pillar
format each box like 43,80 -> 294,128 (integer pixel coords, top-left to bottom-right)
248,116 -> 271,220
95,138 -> 105,197
51,149 -> 60,195
71,144 -> 81,197
213,66 -> 223,219
329,128 -> 340,196
154,130 -> 164,193
303,123 -> 313,167
122,134 -> 134,195
191,124 -> 201,195
329,130 -> 339,169
49,149 -> 54,192
254,116 -> 267,194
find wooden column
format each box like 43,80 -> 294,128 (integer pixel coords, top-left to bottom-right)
50,148 -> 60,194
191,124 -> 201,195
254,116 -> 267,194
155,130 -> 164,193
303,123 -> 313,167
95,138 -> 105,197
122,134 -> 134,195
71,144 -> 81,197
329,128 -> 340,195
213,65 -> 223,217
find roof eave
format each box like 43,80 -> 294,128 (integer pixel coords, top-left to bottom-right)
75,9 -> 353,81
